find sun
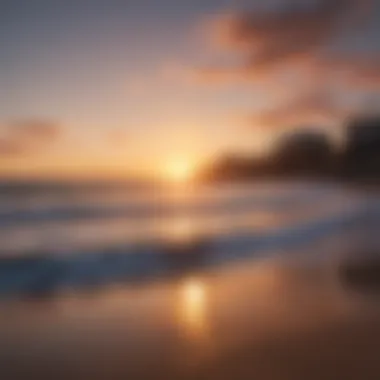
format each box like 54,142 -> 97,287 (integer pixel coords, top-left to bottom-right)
164,159 -> 194,183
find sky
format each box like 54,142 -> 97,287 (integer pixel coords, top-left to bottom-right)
1,0 -> 380,178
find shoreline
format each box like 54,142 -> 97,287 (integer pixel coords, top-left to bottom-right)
1,253 -> 380,379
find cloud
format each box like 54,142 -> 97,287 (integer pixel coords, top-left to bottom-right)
199,1 -> 368,81
245,91 -> 350,128
194,0 -> 376,89
0,120 -> 60,156
0,139 -> 23,156
107,129 -> 128,148
191,0 -> 378,129
325,56 -> 380,89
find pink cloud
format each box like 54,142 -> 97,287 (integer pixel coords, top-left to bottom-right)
244,91 -> 351,129
192,0 -> 377,129
200,1 -> 366,79
0,120 -> 61,156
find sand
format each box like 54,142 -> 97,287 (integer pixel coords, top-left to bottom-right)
0,252 -> 380,380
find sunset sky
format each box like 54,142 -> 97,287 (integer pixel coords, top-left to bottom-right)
1,0 -> 380,178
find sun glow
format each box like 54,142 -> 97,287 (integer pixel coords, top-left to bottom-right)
179,279 -> 208,337
164,159 -> 195,183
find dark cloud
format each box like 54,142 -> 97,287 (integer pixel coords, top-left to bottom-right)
0,120 -> 60,156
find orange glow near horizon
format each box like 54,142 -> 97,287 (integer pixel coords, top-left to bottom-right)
163,159 -> 196,183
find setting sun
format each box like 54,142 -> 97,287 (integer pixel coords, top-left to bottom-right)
164,160 -> 195,183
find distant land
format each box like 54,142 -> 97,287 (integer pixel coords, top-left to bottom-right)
201,115 -> 380,184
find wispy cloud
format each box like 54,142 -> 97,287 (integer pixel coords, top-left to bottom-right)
246,91 -> 349,128
325,56 -> 380,89
199,1 -> 368,80
192,0 -> 376,128
0,120 -> 60,157
107,129 -> 129,148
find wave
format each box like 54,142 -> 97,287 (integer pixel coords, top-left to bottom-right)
0,186 -> 337,227
0,198 -> 378,297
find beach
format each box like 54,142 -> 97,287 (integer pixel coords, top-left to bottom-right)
1,252 -> 380,379
0,181 -> 379,379
2,0 -> 380,377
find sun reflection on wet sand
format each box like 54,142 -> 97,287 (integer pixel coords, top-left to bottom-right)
179,278 -> 208,339
3,255 -> 380,379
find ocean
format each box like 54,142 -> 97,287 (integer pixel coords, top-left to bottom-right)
0,180 -> 379,295
1,180 -> 380,380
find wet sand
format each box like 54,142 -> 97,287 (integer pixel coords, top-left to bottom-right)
1,253 -> 380,380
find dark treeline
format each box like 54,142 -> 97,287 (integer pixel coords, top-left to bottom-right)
202,116 -> 380,183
